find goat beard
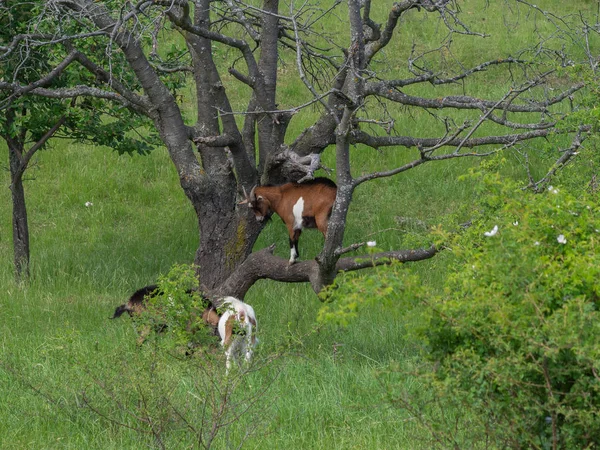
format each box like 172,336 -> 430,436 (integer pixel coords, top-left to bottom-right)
256,212 -> 273,223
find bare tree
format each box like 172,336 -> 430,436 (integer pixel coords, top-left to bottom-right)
0,0 -> 593,298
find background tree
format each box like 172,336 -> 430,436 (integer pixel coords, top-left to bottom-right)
0,0 -> 594,298
1,1 -> 159,280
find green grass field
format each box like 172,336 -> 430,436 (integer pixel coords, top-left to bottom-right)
2,135 -> 464,449
1,1 -> 596,448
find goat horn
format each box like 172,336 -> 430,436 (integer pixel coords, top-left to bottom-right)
238,185 -> 249,204
249,185 -> 257,202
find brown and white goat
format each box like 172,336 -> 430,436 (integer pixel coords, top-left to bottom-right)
243,177 -> 337,264
112,287 -> 258,372
217,296 -> 258,373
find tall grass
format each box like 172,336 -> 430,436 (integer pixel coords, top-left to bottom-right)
1,1 -> 595,448
0,138 -> 466,449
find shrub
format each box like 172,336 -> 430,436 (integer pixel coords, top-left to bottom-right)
424,171 -> 600,448
323,169 -> 600,448
140,264 -> 217,351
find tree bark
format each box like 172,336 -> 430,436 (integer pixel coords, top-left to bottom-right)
214,244 -> 438,299
312,0 -> 365,291
8,143 -> 30,280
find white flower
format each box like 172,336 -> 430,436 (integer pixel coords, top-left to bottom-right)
513,221 -> 519,226
85,201 -> 93,207
367,241 -> 377,247
484,225 -> 498,237
548,185 -> 558,194
557,234 -> 567,244
534,241 -> 540,246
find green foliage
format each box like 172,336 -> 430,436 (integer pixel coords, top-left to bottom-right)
140,264 -> 216,351
324,166 -> 600,447
420,172 -> 600,448
318,256 -> 425,328
0,0 -> 162,156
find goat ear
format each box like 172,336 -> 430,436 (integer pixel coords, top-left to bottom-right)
257,195 -> 264,201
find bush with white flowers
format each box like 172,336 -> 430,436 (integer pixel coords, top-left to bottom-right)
320,166 -> 600,448
421,170 -> 600,448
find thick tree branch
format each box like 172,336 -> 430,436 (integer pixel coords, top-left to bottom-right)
0,83 -> 134,105
335,245 -> 437,272
212,244 -> 438,299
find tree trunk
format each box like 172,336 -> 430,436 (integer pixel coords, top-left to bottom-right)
193,188 -> 263,291
8,143 -> 30,280
3,107 -> 66,281
313,0 -> 365,291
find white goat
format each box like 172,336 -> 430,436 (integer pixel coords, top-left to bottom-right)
217,296 -> 257,372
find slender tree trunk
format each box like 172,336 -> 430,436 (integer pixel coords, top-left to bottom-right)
3,107 -> 66,281
314,107 -> 355,291
314,0 -> 365,291
8,143 -> 30,280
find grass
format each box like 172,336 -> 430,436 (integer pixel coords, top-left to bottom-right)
1,1 -> 596,448
0,138 -> 458,448
0,139 -> 439,448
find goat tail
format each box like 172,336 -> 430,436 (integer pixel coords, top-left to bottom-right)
111,304 -> 130,319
